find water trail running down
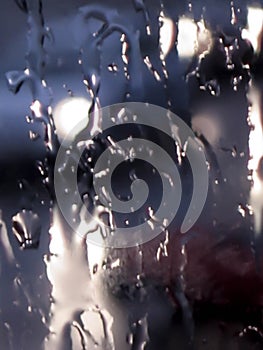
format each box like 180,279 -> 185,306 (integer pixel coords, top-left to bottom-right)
6,0 -> 58,156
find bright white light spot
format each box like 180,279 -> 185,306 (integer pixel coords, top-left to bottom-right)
49,207 -> 65,256
248,84 -> 263,234
196,20 -> 212,56
242,6 -> 263,53
91,74 -> 96,87
30,100 -> 42,118
159,16 -> 175,57
53,97 -> 91,143
45,206 -> 93,349
177,17 -> 197,58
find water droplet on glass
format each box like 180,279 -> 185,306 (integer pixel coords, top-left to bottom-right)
12,210 -> 41,249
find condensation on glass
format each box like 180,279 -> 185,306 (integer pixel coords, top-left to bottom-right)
1,0 -> 263,349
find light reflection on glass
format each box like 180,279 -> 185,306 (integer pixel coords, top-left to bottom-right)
159,15 -> 175,58
53,97 -> 91,143
247,83 -> 263,234
242,6 -> 263,53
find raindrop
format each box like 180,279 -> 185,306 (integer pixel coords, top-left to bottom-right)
205,79 -> 220,96
12,210 -> 41,249
238,204 -> 246,218
130,315 -> 149,350
108,63 -> 118,73
29,130 -> 40,141
132,0 -> 151,35
143,56 -> 162,82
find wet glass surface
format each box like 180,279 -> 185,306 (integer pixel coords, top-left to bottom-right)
1,0 -> 263,349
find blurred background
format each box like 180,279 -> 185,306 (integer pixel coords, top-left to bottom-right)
1,0 -> 263,349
